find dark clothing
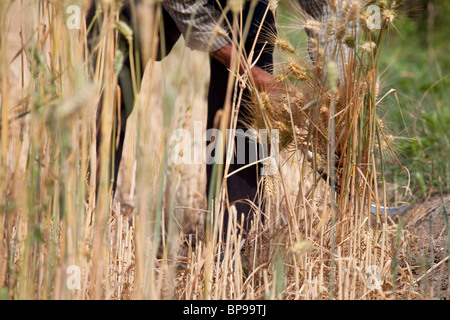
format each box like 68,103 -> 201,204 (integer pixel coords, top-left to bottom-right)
205,1 -> 276,236
87,3 -> 135,196
298,0 -> 328,18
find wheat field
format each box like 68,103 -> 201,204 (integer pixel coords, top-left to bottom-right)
0,0 -> 446,300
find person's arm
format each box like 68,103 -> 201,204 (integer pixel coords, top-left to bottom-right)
162,1 -> 281,95
210,43 -> 281,94
297,0 -> 353,80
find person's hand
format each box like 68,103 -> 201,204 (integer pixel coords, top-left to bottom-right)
250,65 -> 281,92
250,66 -> 284,113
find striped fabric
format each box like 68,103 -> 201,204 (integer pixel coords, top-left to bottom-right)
161,0 -> 330,53
162,0 -> 230,52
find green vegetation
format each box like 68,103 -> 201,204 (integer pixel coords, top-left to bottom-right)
379,1 -> 450,200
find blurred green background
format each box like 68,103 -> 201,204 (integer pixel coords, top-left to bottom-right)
380,0 -> 450,201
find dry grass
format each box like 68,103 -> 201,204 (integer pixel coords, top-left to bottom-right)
0,0 -> 446,300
